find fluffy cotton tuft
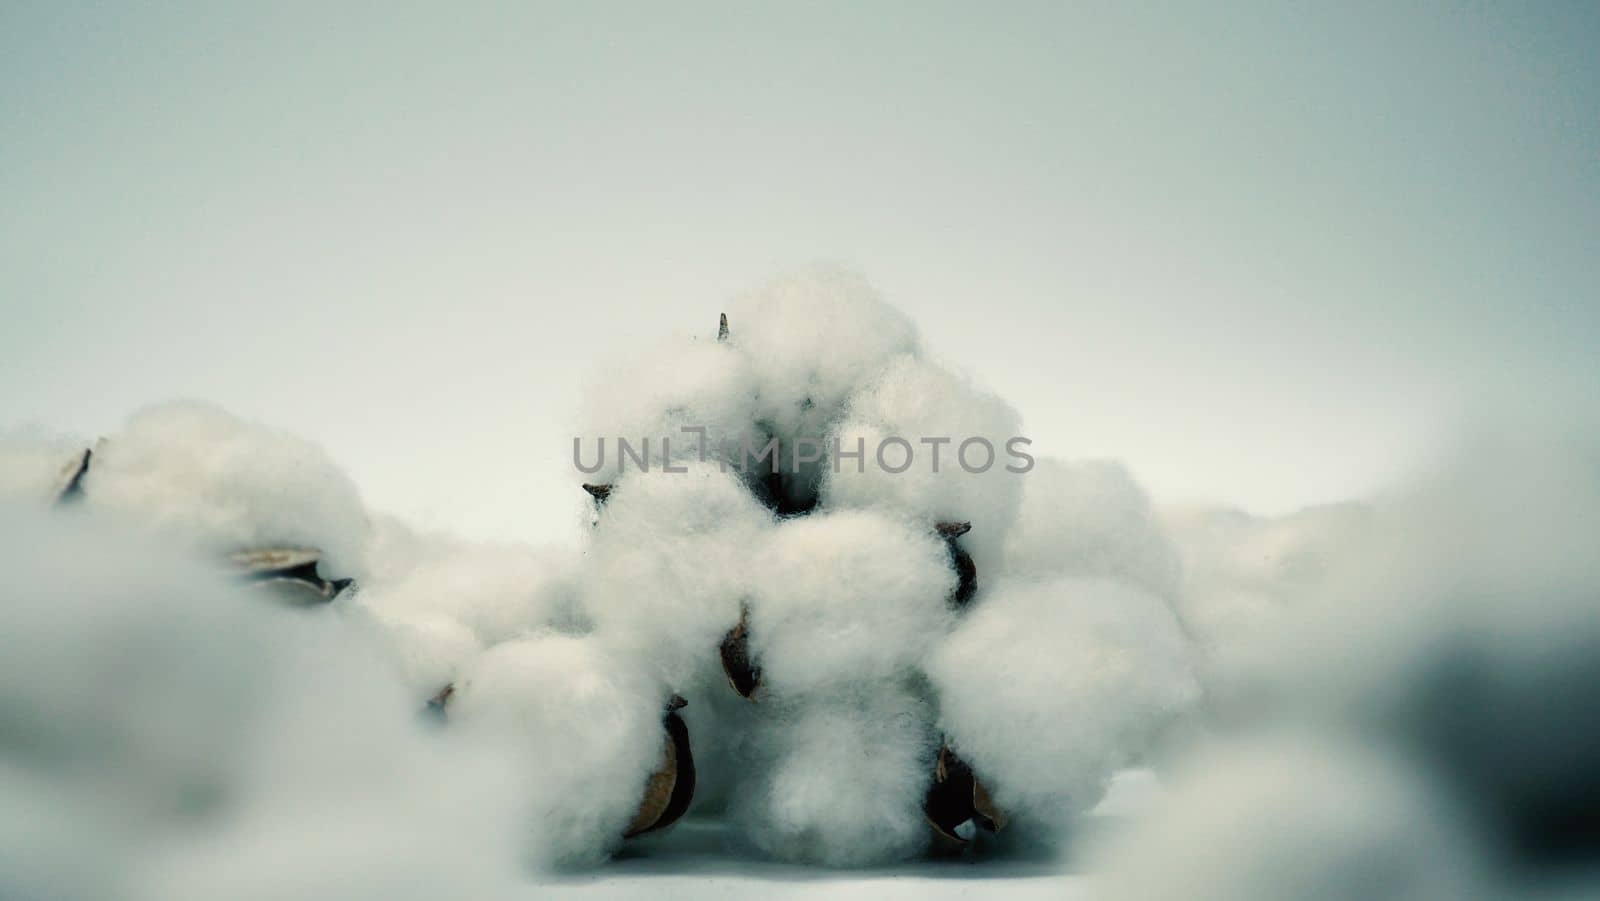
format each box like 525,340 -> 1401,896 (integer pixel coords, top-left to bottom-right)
723,265 -> 921,507
82,401 -> 372,579
583,462 -> 773,689
729,688 -> 937,867
927,577 -> 1199,829
745,509 -> 957,697
1006,458 -> 1182,600
822,356 -> 1023,572
447,634 -> 667,868
577,333 -> 760,477
1162,502 -> 1370,688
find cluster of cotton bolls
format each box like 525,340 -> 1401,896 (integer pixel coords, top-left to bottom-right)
1090,435 -> 1600,900
558,265 -> 1202,864
10,269 -> 1597,895
0,267 -> 1213,876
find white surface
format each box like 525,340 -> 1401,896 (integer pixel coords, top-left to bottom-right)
543,821 -> 1087,900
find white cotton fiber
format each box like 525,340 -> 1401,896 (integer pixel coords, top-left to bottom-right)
728,687 -> 937,867
583,462 -> 773,689
1006,458 -> 1182,600
1090,733 -> 1488,901
723,264 -> 921,506
822,356 -> 1024,573
1162,502 -> 1369,687
348,611 -> 483,700
577,332 -> 760,477
447,633 -> 667,868
355,538 -> 584,647
744,509 -> 957,697
348,535 -> 584,698
82,401 -> 372,579
0,430 -> 87,504
927,576 -> 1199,830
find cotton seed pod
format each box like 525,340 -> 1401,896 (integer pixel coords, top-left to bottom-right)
624,695 -> 697,838
719,604 -> 761,700
924,744 -> 1007,854
937,521 -> 978,607
423,683 -> 455,723
228,547 -> 354,606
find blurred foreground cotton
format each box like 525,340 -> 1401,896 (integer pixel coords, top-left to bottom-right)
1091,436 -> 1600,900
0,511 -> 526,901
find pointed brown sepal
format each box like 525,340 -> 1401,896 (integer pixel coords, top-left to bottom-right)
924,744 -> 1006,855
624,702 -> 697,838
935,523 -> 978,606
717,312 -> 729,342
424,684 -> 454,723
228,548 -> 354,605
51,447 -> 93,506
719,605 -> 761,699
582,483 -> 613,504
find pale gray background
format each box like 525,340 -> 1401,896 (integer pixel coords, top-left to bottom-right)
4,2 -> 1596,544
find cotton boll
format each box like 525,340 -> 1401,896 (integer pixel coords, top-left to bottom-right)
0,510 -> 524,901
1005,458 -> 1181,600
927,577 -> 1199,831
745,509 -> 957,697
1091,733 -> 1490,901
729,687 -> 938,867
577,333 -> 760,479
0,512 -> 275,901
83,401 -> 372,579
137,622 -> 525,901
447,634 -> 668,868
724,265 -> 921,508
584,462 -> 773,689
822,356 -> 1024,573
1264,437 -> 1600,868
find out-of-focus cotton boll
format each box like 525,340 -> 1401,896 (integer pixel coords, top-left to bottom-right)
1162,502 -> 1370,688
0,430 -> 87,504
745,510 -> 957,697
578,334 -> 760,479
927,577 -> 1199,830
1091,733 -> 1489,901
729,687 -> 937,867
584,462 -> 772,689
1005,458 -> 1181,601
724,265 -> 921,507
82,401 -> 372,579
0,513 -> 274,901
0,510 -> 524,901
447,634 -> 666,868
1265,437 -> 1600,868
138,623 -> 524,901
822,356 -> 1023,573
